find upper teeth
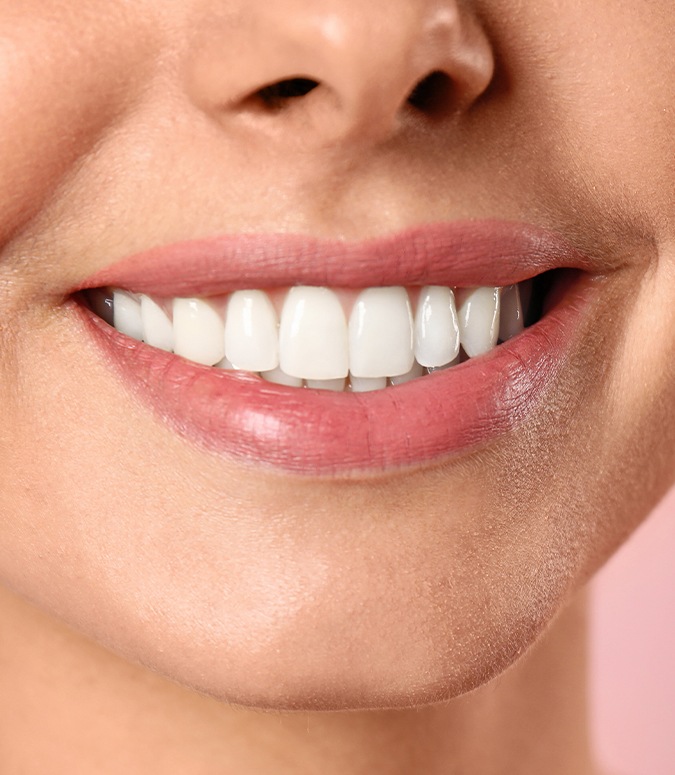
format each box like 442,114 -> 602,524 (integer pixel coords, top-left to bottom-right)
98,284 -> 526,390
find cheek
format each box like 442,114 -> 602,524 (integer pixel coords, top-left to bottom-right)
490,0 -> 675,226
0,3 -> 155,245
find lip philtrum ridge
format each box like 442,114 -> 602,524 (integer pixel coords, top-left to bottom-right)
74,221 -> 597,474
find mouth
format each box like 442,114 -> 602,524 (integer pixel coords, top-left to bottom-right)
71,221 -> 601,475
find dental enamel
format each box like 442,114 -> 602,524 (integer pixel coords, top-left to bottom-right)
91,284 -> 526,391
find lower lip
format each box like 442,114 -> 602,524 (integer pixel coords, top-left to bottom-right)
74,276 -> 596,475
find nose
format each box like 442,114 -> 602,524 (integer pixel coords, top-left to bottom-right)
186,0 -> 495,146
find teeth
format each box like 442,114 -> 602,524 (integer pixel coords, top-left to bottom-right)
225,290 -> 279,371
216,356 -> 235,370
173,298 -> 225,366
426,355 -> 460,374
456,287 -> 500,358
389,361 -> 425,386
141,295 -> 174,352
499,285 -> 524,341
113,290 -> 143,341
306,378 -> 347,392
349,287 -> 414,378
100,279 -> 535,392
279,287 -> 349,380
414,286 -> 460,368
350,375 -> 387,392
261,366 -> 303,387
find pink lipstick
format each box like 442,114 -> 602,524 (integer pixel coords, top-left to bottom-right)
74,221 -> 601,474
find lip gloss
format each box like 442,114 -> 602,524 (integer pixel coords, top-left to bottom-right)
74,221 -> 600,474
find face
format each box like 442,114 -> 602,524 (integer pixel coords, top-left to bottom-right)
1,0 -> 674,711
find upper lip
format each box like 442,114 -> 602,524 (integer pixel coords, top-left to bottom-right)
76,219 -> 600,297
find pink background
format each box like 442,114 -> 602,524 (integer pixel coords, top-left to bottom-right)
590,486 -> 675,775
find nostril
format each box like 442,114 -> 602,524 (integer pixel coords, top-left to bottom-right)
253,77 -> 320,110
407,71 -> 454,115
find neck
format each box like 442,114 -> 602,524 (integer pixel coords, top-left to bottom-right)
0,585 -> 599,774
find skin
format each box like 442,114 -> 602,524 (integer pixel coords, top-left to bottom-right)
0,0 -> 674,772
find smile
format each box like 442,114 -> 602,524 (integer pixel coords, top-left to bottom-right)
73,220 -> 602,474
86,281 -> 531,392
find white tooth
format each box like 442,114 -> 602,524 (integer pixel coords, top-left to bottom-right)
349,287 -> 414,378
456,287 -> 500,357
389,361 -> 425,386
261,367 -> 303,387
113,290 -> 143,341
141,295 -> 174,352
173,298 -> 225,366
414,286 -> 460,368
499,285 -> 524,341
306,378 -> 346,392
426,355 -> 460,374
224,290 -> 279,371
216,356 -> 235,370
350,375 -> 387,392
279,287 -> 349,380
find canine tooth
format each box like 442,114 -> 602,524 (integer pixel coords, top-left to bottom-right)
350,375 -> 387,392
414,286 -> 460,368
224,290 -> 279,371
141,295 -> 174,352
113,290 -> 143,341
279,287 -> 349,380
456,287 -> 500,357
389,361 -> 425,386
306,378 -> 346,392
349,287 -> 414,378
499,285 -> 524,341
261,367 -> 303,387
173,298 -> 225,366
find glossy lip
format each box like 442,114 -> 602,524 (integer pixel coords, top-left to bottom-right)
74,220 -> 602,475
77,220 -> 599,296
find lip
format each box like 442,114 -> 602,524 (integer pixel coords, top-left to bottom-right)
77,220 -> 598,297
74,220 -> 602,475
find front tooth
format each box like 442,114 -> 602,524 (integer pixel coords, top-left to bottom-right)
456,287 -> 500,357
279,287 -> 348,380
141,295 -> 174,352
306,378 -> 346,392
414,286 -> 460,368
224,290 -> 279,371
113,290 -> 143,341
261,367 -> 303,387
349,287 -> 414,378
173,298 -> 225,366
499,285 -> 524,341
350,375 -> 387,392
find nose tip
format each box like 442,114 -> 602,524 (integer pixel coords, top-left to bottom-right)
187,1 -> 495,145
